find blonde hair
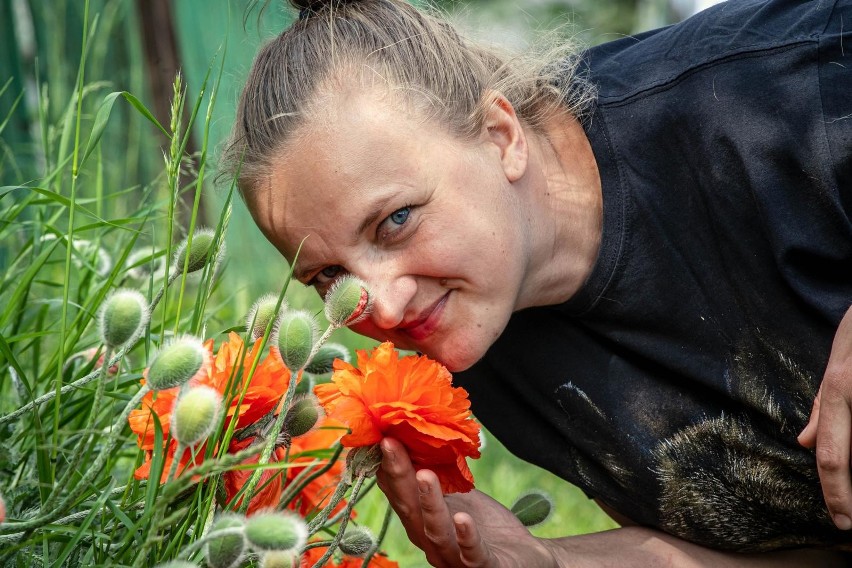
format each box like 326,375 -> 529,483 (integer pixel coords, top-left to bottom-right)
223,0 -> 594,195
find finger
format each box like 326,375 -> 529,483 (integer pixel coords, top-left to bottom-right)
813,386 -> 852,529
417,469 -> 462,566
454,512 -> 492,568
798,386 -> 822,448
377,438 -> 426,541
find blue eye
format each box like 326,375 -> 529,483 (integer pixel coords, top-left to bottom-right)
321,266 -> 341,279
389,207 -> 410,225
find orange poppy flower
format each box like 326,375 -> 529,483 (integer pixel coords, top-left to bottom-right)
315,342 -> 480,494
301,546 -> 399,568
128,332 -> 294,482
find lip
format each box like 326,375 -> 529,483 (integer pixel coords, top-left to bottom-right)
399,292 -> 450,341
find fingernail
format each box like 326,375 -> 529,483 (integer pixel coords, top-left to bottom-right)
418,479 -> 430,495
834,514 -> 852,530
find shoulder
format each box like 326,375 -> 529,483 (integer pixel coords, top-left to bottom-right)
584,0 -> 844,104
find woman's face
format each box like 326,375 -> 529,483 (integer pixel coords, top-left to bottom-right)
247,92 -> 531,372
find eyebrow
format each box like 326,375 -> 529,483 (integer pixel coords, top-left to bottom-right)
293,192 -> 398,282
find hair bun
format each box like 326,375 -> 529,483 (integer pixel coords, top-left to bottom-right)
288,0 -> 360,14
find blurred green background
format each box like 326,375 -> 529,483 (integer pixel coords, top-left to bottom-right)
0,0 -> 709,564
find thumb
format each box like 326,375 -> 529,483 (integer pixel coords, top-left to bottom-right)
798,386 -> 822,448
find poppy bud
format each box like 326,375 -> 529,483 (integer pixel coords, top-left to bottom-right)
173,228 -> 222,274
345,444 -> 383,484
283,394 -> 323,439
171,386 -> 222,447
277,310 -> 317,370
146,337 -> 209,391
244,511 -> 308,553
99,289 -> 149,349
338,525 -> 375,557
259,551 -> 299,568
153,562 -> 197,568
204,514 -> 246,568
510,491 -> 553,527
324,276 -> 370,327
246,294 -> 286,342
304,343 -> 350,375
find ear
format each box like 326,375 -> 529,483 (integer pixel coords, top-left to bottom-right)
482,92 -> 528,183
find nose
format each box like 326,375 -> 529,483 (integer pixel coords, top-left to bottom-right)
361,272 -> 416,331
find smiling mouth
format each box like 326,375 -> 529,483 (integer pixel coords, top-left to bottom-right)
399,292 -> 450,341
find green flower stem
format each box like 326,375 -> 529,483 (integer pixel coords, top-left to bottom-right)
326,477 -> 376,527
306,476 -> 352,536
176,526 -> 245,560
44,345 -> 114,509
279,442 -> 345,510
361,502 -> 393,568
0,384 -> 151,535
310,474 -> 366,568
308,324 -> 338,366
303,540 -> 334,550
236,369 -> 299,514
165,441 -> 186,483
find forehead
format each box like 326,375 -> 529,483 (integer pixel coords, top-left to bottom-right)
247,89 -> 444,261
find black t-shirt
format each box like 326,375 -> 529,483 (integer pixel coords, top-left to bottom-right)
456,0 -> 852,552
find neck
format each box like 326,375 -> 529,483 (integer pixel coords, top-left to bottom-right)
516,113 -> 602,309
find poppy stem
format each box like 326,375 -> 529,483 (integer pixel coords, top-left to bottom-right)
236,369 -> 300,514
361,501 -> 394,568
310,473 -> 366,568
306,476 -> 352,535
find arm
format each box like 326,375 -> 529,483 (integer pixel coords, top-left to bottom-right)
377,438 -> 847,568
799,305 -> 852,530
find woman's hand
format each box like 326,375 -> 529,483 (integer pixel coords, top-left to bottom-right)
799,306 -> 852,530
375,438 -> 557,568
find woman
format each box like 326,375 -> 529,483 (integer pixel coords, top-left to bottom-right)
223,0 -> 852,565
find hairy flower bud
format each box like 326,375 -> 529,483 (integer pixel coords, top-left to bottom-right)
324,276 -> 370,327
304,343 -> 349,375
173,228 -> 222,275
99,289 -> 149,349
146,337 -> 208,391
172,386 -> 222,447
345,444 -> 383,485
205,514 -> 246,568
338,525 -> 375,557
153,562 -> 197,568
260,551 -> 298,568
244,511 -> 307,553
246,294 -> 286,342
510,491 -> 553,527
283,394 -> 323,439
277,310 -> 317,370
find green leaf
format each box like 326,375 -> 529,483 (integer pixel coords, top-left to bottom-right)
80,91 -> 168,170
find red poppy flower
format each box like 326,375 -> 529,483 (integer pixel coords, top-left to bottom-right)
128,332 -> 294,482
301,546 -> 399,568
315,342 -> 480,494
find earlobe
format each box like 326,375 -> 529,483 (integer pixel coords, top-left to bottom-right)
483,92 -> 528,183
